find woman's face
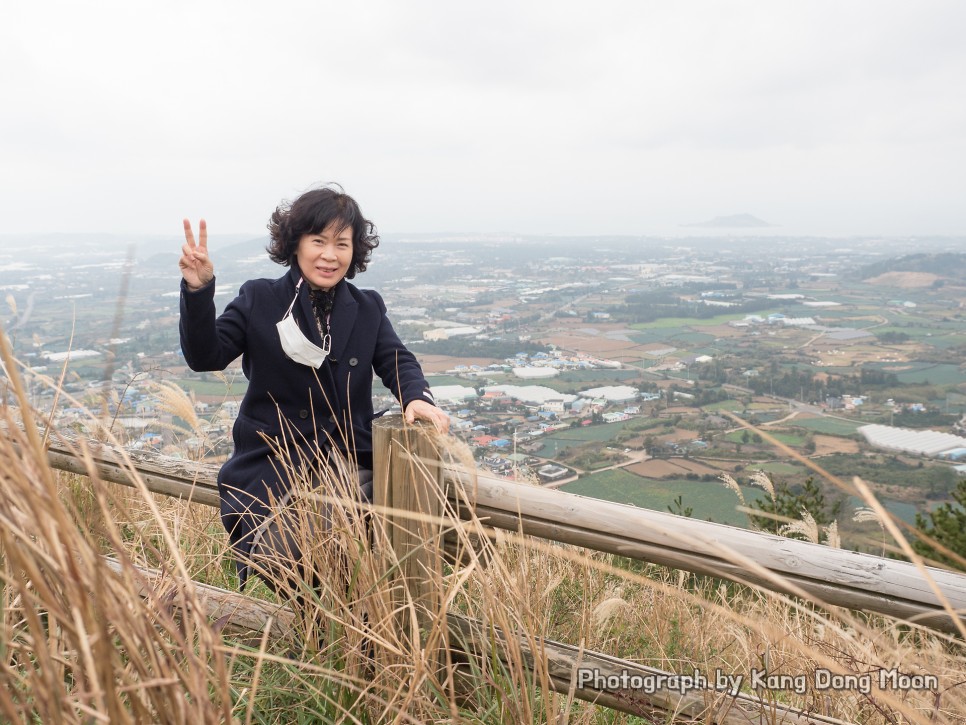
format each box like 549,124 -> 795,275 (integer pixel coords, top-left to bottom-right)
295,220 -> 354,290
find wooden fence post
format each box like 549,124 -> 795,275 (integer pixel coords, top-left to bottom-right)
372,415 -> 447,666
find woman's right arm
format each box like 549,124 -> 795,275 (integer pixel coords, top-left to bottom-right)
178,219 -> 249,371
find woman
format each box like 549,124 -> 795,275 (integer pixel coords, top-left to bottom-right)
179,186 -> 449,589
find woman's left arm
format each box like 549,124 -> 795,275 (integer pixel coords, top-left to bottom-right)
370,292 -> 450,433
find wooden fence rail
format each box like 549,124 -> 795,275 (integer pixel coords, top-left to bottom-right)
444,467 -> 966,633
46,420 -> 966,635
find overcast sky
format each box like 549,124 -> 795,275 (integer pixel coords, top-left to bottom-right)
2,1 -> 964,241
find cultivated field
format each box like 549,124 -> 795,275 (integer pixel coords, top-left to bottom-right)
626,457 -> 723,478
865,271 -> 943,288
813,433 -> 861,455
415,354 -> 504,373
561,469 -> 768,526
788,415 -> 864,435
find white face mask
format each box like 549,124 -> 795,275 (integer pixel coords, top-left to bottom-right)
276,278 -> 331,368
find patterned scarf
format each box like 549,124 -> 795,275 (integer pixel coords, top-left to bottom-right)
309,287 -> 336,339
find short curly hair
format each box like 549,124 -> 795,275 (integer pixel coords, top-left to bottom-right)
266,185 -> 379,278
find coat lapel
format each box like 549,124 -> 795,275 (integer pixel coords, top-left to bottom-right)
327,280 -> 357,364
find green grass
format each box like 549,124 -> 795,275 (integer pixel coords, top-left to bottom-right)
664,331 -> 716,346
922,333 -> 966,350
871,323 -> 966,341
806,308 -> 857,320
173,377 -> 249,396
535,372 -> 643,394
787,417 -> 862,435
746,402 -> 784,411
542,420 -> 634,441
702,399 -> 745,412
531,420 -> 635,456
894,364 -> 965,385
628,329 -> 674,345
624,418 -> 668,433
560,469 -> 767,527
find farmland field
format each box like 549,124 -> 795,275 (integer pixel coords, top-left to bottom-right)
702,399 -> 745,412
627,329 -> 675,345
812,434 -> 861,455
561,465 -> 923,528
539,332 -> 641,354
746,402 -> 785,411
806,308 -> 858,320
174,378 -> 249,396
543,420 -> 634,441
530,369 -> 644,394
560,469 -> 768,527
870,325 -> 941,339
416,355 -> 504,374
920,333 -> 966,350
530,420 -> 634,456
888,363 -> 964,385
787,417 -> 862,435
626,457 -> 723,478
664,331 -> 716,346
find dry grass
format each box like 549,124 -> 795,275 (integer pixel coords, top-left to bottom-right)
2,329 -> 966,724
0,334 -> 232,723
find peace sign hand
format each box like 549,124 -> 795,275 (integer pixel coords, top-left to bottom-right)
179,218 -> 215,291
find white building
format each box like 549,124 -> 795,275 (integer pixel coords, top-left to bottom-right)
423,326 -> 481,341
578,386 -> 639,403
859,424 -> 966,457
513,366 -> 560,379
430,385 -> 478,403
483,385 -> 577,406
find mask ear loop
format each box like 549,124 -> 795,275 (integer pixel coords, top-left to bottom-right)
282,277 -> 304,321
298,275 -> 333,355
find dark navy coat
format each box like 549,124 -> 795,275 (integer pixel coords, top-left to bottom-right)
179,265 -> 434,583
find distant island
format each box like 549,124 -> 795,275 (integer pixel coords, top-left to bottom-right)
683,213 -> 775,228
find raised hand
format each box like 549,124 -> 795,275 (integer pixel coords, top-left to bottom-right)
179,218 -> 214,290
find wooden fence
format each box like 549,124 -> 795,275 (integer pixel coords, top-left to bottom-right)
43,417 -> 966,723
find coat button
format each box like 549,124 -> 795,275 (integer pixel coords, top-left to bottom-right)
349,357 -> 358,367
299,410 -> 309,419
328,415 -> 336,423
